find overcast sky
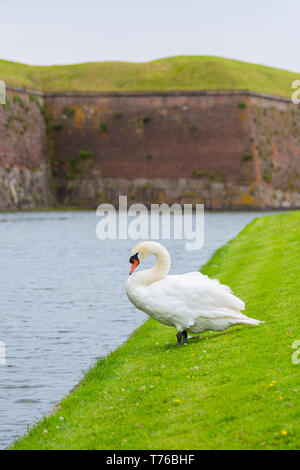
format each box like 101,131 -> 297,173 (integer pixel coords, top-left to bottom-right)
0,0 -> 299,71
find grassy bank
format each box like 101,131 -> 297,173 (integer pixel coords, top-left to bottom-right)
1,56 -> 298,97
11,211 -> 300,450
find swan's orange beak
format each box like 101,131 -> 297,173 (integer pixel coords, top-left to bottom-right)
129,253 -> 140,275
129,259 -> 139,275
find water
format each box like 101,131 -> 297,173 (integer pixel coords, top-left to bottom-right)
0,210 -> 274,448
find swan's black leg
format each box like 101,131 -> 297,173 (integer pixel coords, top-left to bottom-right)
176,331 -> 183,346
182,330 -> 188,344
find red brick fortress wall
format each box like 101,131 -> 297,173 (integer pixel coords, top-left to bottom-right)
0,87 -> 54,209
45,90 -> 300,209
1,88 -> 299,210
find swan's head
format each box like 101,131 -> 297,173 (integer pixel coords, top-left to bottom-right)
129,241 -> 170,275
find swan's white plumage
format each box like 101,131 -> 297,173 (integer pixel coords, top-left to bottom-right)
126,241 -> 262,335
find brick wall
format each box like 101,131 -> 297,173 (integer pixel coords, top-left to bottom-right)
0,88 -> 54,209
1,88 -> 299,209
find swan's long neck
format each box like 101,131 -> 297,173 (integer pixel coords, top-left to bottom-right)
136,244 -> 171,286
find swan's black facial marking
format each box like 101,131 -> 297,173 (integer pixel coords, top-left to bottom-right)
129,253 -> 139,264
129,253 -> 140,275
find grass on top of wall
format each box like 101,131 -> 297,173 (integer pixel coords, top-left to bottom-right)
0,56 -> 299,97
11,211 -> 300,450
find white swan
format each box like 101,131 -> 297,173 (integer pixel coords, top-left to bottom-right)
126,241 -> 262,345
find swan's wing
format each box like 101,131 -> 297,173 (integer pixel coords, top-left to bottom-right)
156,272 -> 244,311
145,272 -> 246,329
181,271 -> 233,293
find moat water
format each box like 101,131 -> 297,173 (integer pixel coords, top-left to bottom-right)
0,210 -> 274,448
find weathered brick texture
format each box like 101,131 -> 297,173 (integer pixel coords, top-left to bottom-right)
1,88 -> 300,209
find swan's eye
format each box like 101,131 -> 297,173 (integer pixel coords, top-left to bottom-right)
129,253 -> 140,275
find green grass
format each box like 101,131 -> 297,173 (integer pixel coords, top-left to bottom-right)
1,56 -> 299,97
11,211 -> 300,450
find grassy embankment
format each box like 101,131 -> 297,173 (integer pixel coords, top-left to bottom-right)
11,211 -> 300,450
0,56 -> 298,97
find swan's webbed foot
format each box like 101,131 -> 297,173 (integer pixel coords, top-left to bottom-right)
176,331 -> 183,346
182,330 -> 188,344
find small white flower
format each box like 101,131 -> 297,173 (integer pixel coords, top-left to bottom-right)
59,416 -> 64,421
56,426 -> 60,430
43,430 -> 48,435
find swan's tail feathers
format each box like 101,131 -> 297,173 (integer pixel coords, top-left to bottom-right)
226,294 -> 245,313
239,316 -> 264,326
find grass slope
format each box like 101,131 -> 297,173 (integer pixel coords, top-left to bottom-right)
11,212 -> 300,450
1,56 -> 298,97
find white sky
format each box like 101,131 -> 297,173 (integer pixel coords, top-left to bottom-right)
0,0 -> 299,71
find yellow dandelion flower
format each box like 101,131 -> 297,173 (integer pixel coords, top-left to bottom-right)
175,399 -> 180,403
281,430 -> 287,436
280,396 -> 284,400
191,353 -> 195,357
187,375 -> 190,378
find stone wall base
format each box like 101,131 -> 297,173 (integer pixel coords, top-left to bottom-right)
0,164 -> 55,210
57,176 -> 300,210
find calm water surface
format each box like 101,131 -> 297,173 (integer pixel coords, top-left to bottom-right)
0,210 -> 274,448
